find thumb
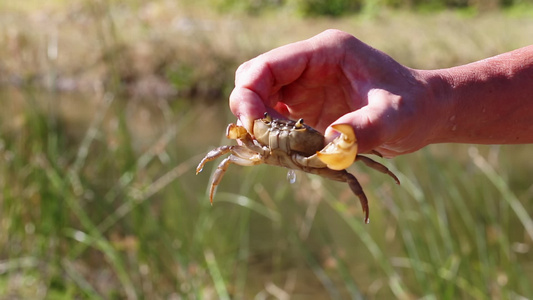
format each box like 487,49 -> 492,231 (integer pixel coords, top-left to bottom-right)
325,107 -> 385,154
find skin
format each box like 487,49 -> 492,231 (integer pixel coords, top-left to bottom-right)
229,29 -> 533,158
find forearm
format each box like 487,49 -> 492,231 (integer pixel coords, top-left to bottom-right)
423,45 -> 533,145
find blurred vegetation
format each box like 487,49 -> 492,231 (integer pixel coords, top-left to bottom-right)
1,0 -> 533,100
1,0 -> 533,299
214,0 -> 532,16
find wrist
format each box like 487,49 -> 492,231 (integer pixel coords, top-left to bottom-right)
412,68 -> 455,146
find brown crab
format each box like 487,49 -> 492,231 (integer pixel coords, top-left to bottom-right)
196,113 -> 400,223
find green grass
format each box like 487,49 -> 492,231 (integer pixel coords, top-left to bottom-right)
1,1 -> 533,299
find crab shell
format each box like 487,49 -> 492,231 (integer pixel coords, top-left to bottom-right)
253,117 -> 324,156
252,116 -> 358,170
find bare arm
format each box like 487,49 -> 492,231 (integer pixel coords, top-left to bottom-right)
424,46 -> 533,145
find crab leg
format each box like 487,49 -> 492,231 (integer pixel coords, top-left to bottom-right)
208,153 -> 263,204
291,153 -> 328,169
307,168 -> 369,223
196,146 -> 232,174
356,155 -> 400,185
343,172 -> 370,224
207,156 -> 231,204
197,144 -> 264,204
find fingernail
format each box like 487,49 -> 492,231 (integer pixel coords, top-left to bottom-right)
239,115 -> 253,133
324,126 -> 340,143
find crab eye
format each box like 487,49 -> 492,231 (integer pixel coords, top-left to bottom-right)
295,118 -> 304,129
262,112 -> 272,123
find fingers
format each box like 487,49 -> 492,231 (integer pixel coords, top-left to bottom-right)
229,40 -> 312,131
229,87 -> 266,133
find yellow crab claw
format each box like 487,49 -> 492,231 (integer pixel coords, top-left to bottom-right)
316,124 -> 358,170
226,123 -> 248,139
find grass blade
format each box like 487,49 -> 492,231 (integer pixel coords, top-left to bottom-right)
204,249 -> 230,300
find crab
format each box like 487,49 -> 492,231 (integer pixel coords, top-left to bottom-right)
196,113 -> 400,223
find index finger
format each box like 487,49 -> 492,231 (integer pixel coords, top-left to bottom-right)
229,39 -> 312,131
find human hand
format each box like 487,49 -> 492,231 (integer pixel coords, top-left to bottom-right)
229,29 -> 442,157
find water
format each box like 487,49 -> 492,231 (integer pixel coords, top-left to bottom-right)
287,169 -> 297,184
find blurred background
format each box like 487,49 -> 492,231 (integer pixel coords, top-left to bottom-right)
1,0 -> 533,299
